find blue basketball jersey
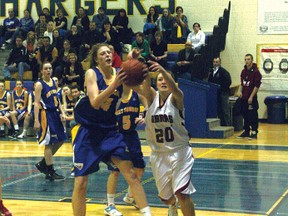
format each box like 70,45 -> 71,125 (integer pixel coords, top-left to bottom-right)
116,91 -> 140,132
0,91 -> 9,110
74,67 -> 123,129
13,90 -> 27,110
39,79 -> 59,110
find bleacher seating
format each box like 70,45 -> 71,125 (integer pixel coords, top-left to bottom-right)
10,70 -> 33,81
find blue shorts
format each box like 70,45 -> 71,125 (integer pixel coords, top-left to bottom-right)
72,125 -> 130,176
108,130 -> 145,171
16,109 -> 27,121
37,109 -> 66,145
0,110 -> 9,116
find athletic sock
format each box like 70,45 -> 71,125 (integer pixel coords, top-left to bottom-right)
107,194 -> 115,206
14,124 -> 19,130
140,206 -> 151,216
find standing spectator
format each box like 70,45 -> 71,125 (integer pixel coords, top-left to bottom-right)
1,8 -> 19,50
156,8 -> 174,43
35,13 -> 47,38
92,7 -> 109,33
171,6 -> 189,44
2,36 -> 30,81
79,21 -> 101,61
36,36 -> 58,68
71,7 -> 90,32
237,54 -> 262,139
11,9 -> 34,44
208,57 -> 232,126
112,8 -> 132,44
0,81 -> 11,137
54,8 -> 68,37
44,21 -> 54,44
65,25 -> 82,53
187,22 -> 205,53
52,29 -> 64,51
150,31 -> 168,68
131,32 -> 150,60
171,41 -> 195,81
99,20 -> 121,54
143,6 -> 159,40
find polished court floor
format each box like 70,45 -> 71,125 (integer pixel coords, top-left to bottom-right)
0,122 -> 287,216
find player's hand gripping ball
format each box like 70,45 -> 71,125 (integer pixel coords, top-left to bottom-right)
121,59 -> 146,86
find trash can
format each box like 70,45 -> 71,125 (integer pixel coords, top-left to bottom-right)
264,96 -> 287,123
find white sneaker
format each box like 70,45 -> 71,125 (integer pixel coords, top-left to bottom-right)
17,133 -> 26,139
168,199 -> 178,216
123,193 -> 139,209
104,205 -> 122,216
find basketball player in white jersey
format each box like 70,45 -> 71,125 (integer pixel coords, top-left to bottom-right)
135,59 -> 196,216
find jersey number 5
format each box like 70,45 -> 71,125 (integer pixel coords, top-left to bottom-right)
155,127 -> 174,143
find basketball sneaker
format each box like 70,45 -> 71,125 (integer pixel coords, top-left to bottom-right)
237,130 -> 250,138
17,132 -> 26,139
123,193 -> 139,209
45,170 -> 65,181
248,131 -> 258,140
104,205 -> 122,216
0,200 -> 12,216
35,160 -> 47,174
168,199 -> 178,216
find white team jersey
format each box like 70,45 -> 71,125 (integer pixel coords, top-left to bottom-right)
145,91 -> 190,153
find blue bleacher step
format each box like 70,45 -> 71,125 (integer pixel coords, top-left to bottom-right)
206,118 -> 221,129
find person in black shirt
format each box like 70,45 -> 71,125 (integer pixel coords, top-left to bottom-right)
112,8 -> 132,44
150,31 -> 168,68
71,7 -> 90,32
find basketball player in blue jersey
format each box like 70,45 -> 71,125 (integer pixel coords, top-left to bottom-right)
133,60 -> 196,216
0,81 -> 11,137
18,82 -> 36,139
71,43 -> 152,216
8,80 -> 28,137
34,62 -> 67,181
104,90 -> 146,215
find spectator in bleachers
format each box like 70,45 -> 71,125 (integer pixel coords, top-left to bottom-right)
54,39 -> 76,85
71,7 -> 90,32
171,6 -> 189,44
150,31 -> 167,68
54,8 -> 68,37
11,9 -> 34,44
171,41 -> 195,81
3,36 -> 30,81
92,7 -> 109,33
156,8 -> 174,43
17,82 -> 36,138
36,36 -> 58,69
63,52 -> 84,90
52,29 -> 64,51
7,80 -> 28,137
44,21 -> 54,44
35,13 -> 47,38
187,22 -> 205,53
65,25 -> 82,54
79,21 -> 101,61
99,20 -> 121,54
132,32 -> 150,60
112,8 -> 132,44
42,7 -> 54,23
1,8 -> 20,50
61,84 -> 73,133
0,81 -> 11,137
143,6 -> 159,41
109,44 -> 122,68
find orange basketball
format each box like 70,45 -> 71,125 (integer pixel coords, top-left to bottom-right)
121,59 -> 146,86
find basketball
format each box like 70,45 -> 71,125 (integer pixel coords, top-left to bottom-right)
121,59 -> 146,86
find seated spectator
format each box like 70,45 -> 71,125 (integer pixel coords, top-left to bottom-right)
65,25 -> 82,53
79,21 -> 101,61
54,8 -> 68,37
6,80 -> 28,138
99,20 -> 121,54
0,81 -> 11,137
143,6 -> 159,41
92,7 -> 109,33
172,41 -> 195,81
156,8 -> 174,43
52,29 -> 64,51
61,85 -> 73,133
112,8 -> 132,44
35,13 -> 47,38
109,45 -> 122,68
44,21 -> 54,44
63,52 -> 84,90
2,36 -> 30,81
171,6 -> 189,44
150,31 -> 167,68
1,8 -> 19,50
131,32 -> 150,60
187,22 -> 205,53
71,7 -> 90,32
36,36 -> 58,68
42,7 -> 54,23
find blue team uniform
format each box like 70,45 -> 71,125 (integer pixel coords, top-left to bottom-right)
13,90 -> 27,120
0,91 -> 10,116
29,91 -> 35,118
37,79 -> 66,145
72,67 -> 129,176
